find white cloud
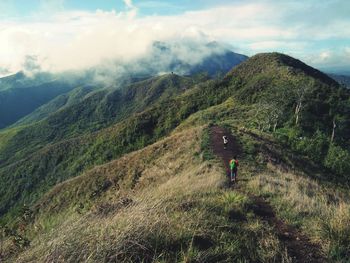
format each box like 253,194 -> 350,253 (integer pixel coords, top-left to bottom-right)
123,0 -> 134,9
39,0 -> 65,13
0,0 -> 349,76
306,48 -> 350,69
248,41 -> 308,52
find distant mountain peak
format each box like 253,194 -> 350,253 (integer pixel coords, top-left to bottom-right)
226,52 -> 339,87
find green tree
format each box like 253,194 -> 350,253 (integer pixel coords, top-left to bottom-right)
325,143 -> 350,176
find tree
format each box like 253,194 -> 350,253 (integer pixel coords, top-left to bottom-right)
293,79 -> 314,126
331,116 -> 337,143
0,226 -> 4,261
328,92 -> 350,144
325,143 -> 350,176
251,83 -> 292,132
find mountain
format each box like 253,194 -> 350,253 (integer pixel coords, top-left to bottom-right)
0,71 -> 84,129
14,85 -> 98,126
144,41 -> 248,77
0,74 -> 196,166
0,80 -> 77,129
0,74 -> 201,220
0,72 -> 53,92
0,41 -> 246,130
1,53 -> 349,262
328,73 -> 350,88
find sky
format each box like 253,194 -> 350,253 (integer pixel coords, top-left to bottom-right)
0,0 -> 349,76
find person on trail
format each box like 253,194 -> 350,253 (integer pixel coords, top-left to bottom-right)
223,136 -> 228,150
229,156 -> 239,183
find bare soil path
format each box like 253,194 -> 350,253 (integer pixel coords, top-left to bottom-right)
209,125 -> 327,263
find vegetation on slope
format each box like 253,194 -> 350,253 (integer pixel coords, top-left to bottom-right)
1,52 -> 350,223
0,80 -> 75,128
224,125 -> 350,261
0,74 -> 195,165
0,74 -> 212,221
0,52 -> 350,262
2,128 -> 292,263
225,53 -> 350,180
14,85 -> 98,125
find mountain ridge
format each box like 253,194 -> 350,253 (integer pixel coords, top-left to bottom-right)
226,52 -> 339,87
0,41 -> 247,130
1,52 -> 350,262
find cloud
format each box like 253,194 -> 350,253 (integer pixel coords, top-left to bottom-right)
123,0 -> 134,9
0,0 -> 349,77
39,0 -> 65,14
307,47 -> 350,69
22,55 -> 42,76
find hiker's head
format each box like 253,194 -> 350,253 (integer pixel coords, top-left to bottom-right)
233,155 -> 237,159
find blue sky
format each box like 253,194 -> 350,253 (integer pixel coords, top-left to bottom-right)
0,0 -> 349,75
0,0 -> 238,17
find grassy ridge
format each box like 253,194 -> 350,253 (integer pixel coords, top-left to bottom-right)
226,126 -> 350,260
247,168 -> 350,260
2,52 -> 350,223
0,74 -> 232,221
3,128 -> 291,262
1,52 -> 350,262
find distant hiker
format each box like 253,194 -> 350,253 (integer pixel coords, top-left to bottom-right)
223,136 -> 228,149
229,156 -> 239,183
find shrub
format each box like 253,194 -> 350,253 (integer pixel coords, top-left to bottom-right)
324,143 -> 350,177
293,130 -> 329,162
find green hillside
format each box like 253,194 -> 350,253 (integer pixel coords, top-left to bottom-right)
1,53 -> 350,262
0,72 -> 53,92
0,74 -> 202,220
14,85 -> 98,126
0,80 -> 76,128
0,74 -> 195,165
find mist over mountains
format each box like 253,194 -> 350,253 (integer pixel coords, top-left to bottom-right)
0,40 -> 246,129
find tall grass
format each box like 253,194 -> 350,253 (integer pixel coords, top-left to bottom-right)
246,164 -> 350,260
4,127 -> 292,262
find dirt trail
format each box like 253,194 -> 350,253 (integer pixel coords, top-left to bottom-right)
210,126 -> 241,174
209,126 -> 326,263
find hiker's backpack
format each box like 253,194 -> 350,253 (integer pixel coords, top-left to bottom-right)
229,159 -> 236,170
230,159 -> 238,170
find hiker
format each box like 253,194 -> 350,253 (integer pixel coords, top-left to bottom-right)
223,135 -> 228,149
229,156 -> 239,183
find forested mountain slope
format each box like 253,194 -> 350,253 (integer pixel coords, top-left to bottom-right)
0,80 -> 75,128
1,52 -> 349,262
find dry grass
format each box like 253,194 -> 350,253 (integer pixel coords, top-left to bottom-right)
4,126 -> 295,262
7,127 -> 226,262
246,164 -> 350,259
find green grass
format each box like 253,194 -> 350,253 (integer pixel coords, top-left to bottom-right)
0,127 -> 20,154
199,126 -> 215,161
